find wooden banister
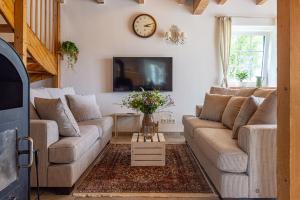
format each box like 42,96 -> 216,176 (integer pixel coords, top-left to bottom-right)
15,0 -> 27,65
0,0 -> 60,86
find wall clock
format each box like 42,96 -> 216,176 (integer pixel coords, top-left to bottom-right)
133,14 -> 157,38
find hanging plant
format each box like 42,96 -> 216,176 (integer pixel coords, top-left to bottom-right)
61,41 -> 79,69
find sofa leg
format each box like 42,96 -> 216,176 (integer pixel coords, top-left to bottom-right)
52,186 -> 74,195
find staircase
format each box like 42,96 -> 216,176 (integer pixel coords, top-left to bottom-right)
0,0 -> 61,86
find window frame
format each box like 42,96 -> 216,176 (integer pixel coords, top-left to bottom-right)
228,25 -> 276,87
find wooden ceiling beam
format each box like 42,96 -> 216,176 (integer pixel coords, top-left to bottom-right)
193,0 -> 209,15
218,0 -> 227,5
256,0 -> 267,5
95,0 -> 104,4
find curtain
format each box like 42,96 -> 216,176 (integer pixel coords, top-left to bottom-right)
218,17 -> 232,88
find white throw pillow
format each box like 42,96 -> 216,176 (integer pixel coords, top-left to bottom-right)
34,97 -> 81,137
66,94 -> 102,122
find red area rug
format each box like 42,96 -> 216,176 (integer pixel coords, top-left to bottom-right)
74,144 -> 215,198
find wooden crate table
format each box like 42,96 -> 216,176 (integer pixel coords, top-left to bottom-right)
131,133 -> 166,166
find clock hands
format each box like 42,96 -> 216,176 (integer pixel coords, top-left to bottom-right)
144,23 -> 154,27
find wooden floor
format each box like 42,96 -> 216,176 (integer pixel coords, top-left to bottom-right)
30,133 -> 220,200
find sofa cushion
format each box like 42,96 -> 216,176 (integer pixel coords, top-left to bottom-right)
210,87 -> 256,97
183,115 -> 226,137
66,94 -> 102,122
49,125 -> 99,164
30,88 -> 51,106
46,87 -> 76,105
235,88 -> 257,97
78,116 -> 113,138
248,91 -> 277,125
30,103 -> 40,119
200,94 -> 232,122
194,128 -> 248,173
222,97 -> 247,129
253,88 -> 276,98
210,87 -> 237,96
232,96 -> 264,139
35,98 -> 81,137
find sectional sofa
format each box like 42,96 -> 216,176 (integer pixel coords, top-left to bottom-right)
183,87 -> 277,199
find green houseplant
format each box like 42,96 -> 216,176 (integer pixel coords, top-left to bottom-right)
235,71 -> 249,83
121,89 -> 174,136
61,41 -> 79,68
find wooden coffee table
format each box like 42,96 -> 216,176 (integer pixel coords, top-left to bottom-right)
131,133 -> 166,166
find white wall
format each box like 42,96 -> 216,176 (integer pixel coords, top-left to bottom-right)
60,0 -> 276,122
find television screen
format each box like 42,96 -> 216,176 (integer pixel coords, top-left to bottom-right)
113,57 -> 173,92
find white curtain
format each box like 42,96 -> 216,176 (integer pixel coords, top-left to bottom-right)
218,17 -> 232,88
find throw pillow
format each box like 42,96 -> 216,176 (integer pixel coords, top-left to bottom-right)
235,88 -> 257,97
34,98 -> 81,137
210,87 -> 256,97
209,86 -> 237,96
66,94 -> 102,122
232,96 -> 264,139
248,91 -> 277,125
253,88 -> 276,98
222,97 -> 247,129
30,103 -> 40,120
200,93 -> 232,122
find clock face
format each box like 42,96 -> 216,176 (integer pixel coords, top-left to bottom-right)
133,14 -> 157,38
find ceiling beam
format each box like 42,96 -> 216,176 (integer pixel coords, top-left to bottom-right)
95,0 -> 104,4
218,0 -> 227,5
137,0 -> 144,4
256,0 -> 267,5
193,0 -> 209,15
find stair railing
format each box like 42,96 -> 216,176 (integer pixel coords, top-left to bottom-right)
27,0 -> 61,86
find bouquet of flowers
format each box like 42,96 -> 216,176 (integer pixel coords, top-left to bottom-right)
121,89 -> 174,114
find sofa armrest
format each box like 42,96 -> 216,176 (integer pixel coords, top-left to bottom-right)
30,120 -> 59,187
238,125 -> 277,198
195,105 -> 203,117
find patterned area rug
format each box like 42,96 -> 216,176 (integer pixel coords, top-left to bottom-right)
73,144 -> 215,198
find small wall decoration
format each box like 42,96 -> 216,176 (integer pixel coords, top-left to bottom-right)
133,14 -> 157,38
164,25 -> 187,45
61,41 -> 79,69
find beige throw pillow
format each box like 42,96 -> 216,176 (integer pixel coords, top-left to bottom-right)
232,96 -> 264,139
248,91 -> 277,125
200,94 -> 232,122
222,97 -> 247,130
253,88 -> 276,98
34,98 -> 81,137
210,87 -> 256,97
30,103 -> 40,120
66,94 -> 102,122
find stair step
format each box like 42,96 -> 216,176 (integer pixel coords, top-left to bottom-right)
0,24 -> 13,33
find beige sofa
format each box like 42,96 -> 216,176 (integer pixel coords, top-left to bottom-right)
29,87 -> 113,191
183,87 -> 277,199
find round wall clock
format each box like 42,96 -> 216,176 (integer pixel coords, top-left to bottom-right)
133,14 -> 157,38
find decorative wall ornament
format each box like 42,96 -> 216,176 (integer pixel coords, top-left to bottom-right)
164,25 -> 187,45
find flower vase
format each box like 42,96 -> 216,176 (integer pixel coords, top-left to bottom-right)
142,114 -> 155,139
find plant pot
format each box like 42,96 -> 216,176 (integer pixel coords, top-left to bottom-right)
239,81 -> 247,87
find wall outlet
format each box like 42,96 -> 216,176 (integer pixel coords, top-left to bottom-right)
160,118 -> 176,124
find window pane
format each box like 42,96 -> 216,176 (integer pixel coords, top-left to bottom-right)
229,34 -> 265,82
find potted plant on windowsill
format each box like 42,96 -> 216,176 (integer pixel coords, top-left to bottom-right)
121,89 -> 174,138
235,71 -> 249,87
61,41 -> 79,69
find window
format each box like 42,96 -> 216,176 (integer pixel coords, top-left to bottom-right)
228,26 -> 277,86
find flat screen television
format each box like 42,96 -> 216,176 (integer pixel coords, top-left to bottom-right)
113,57 -> 173,92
